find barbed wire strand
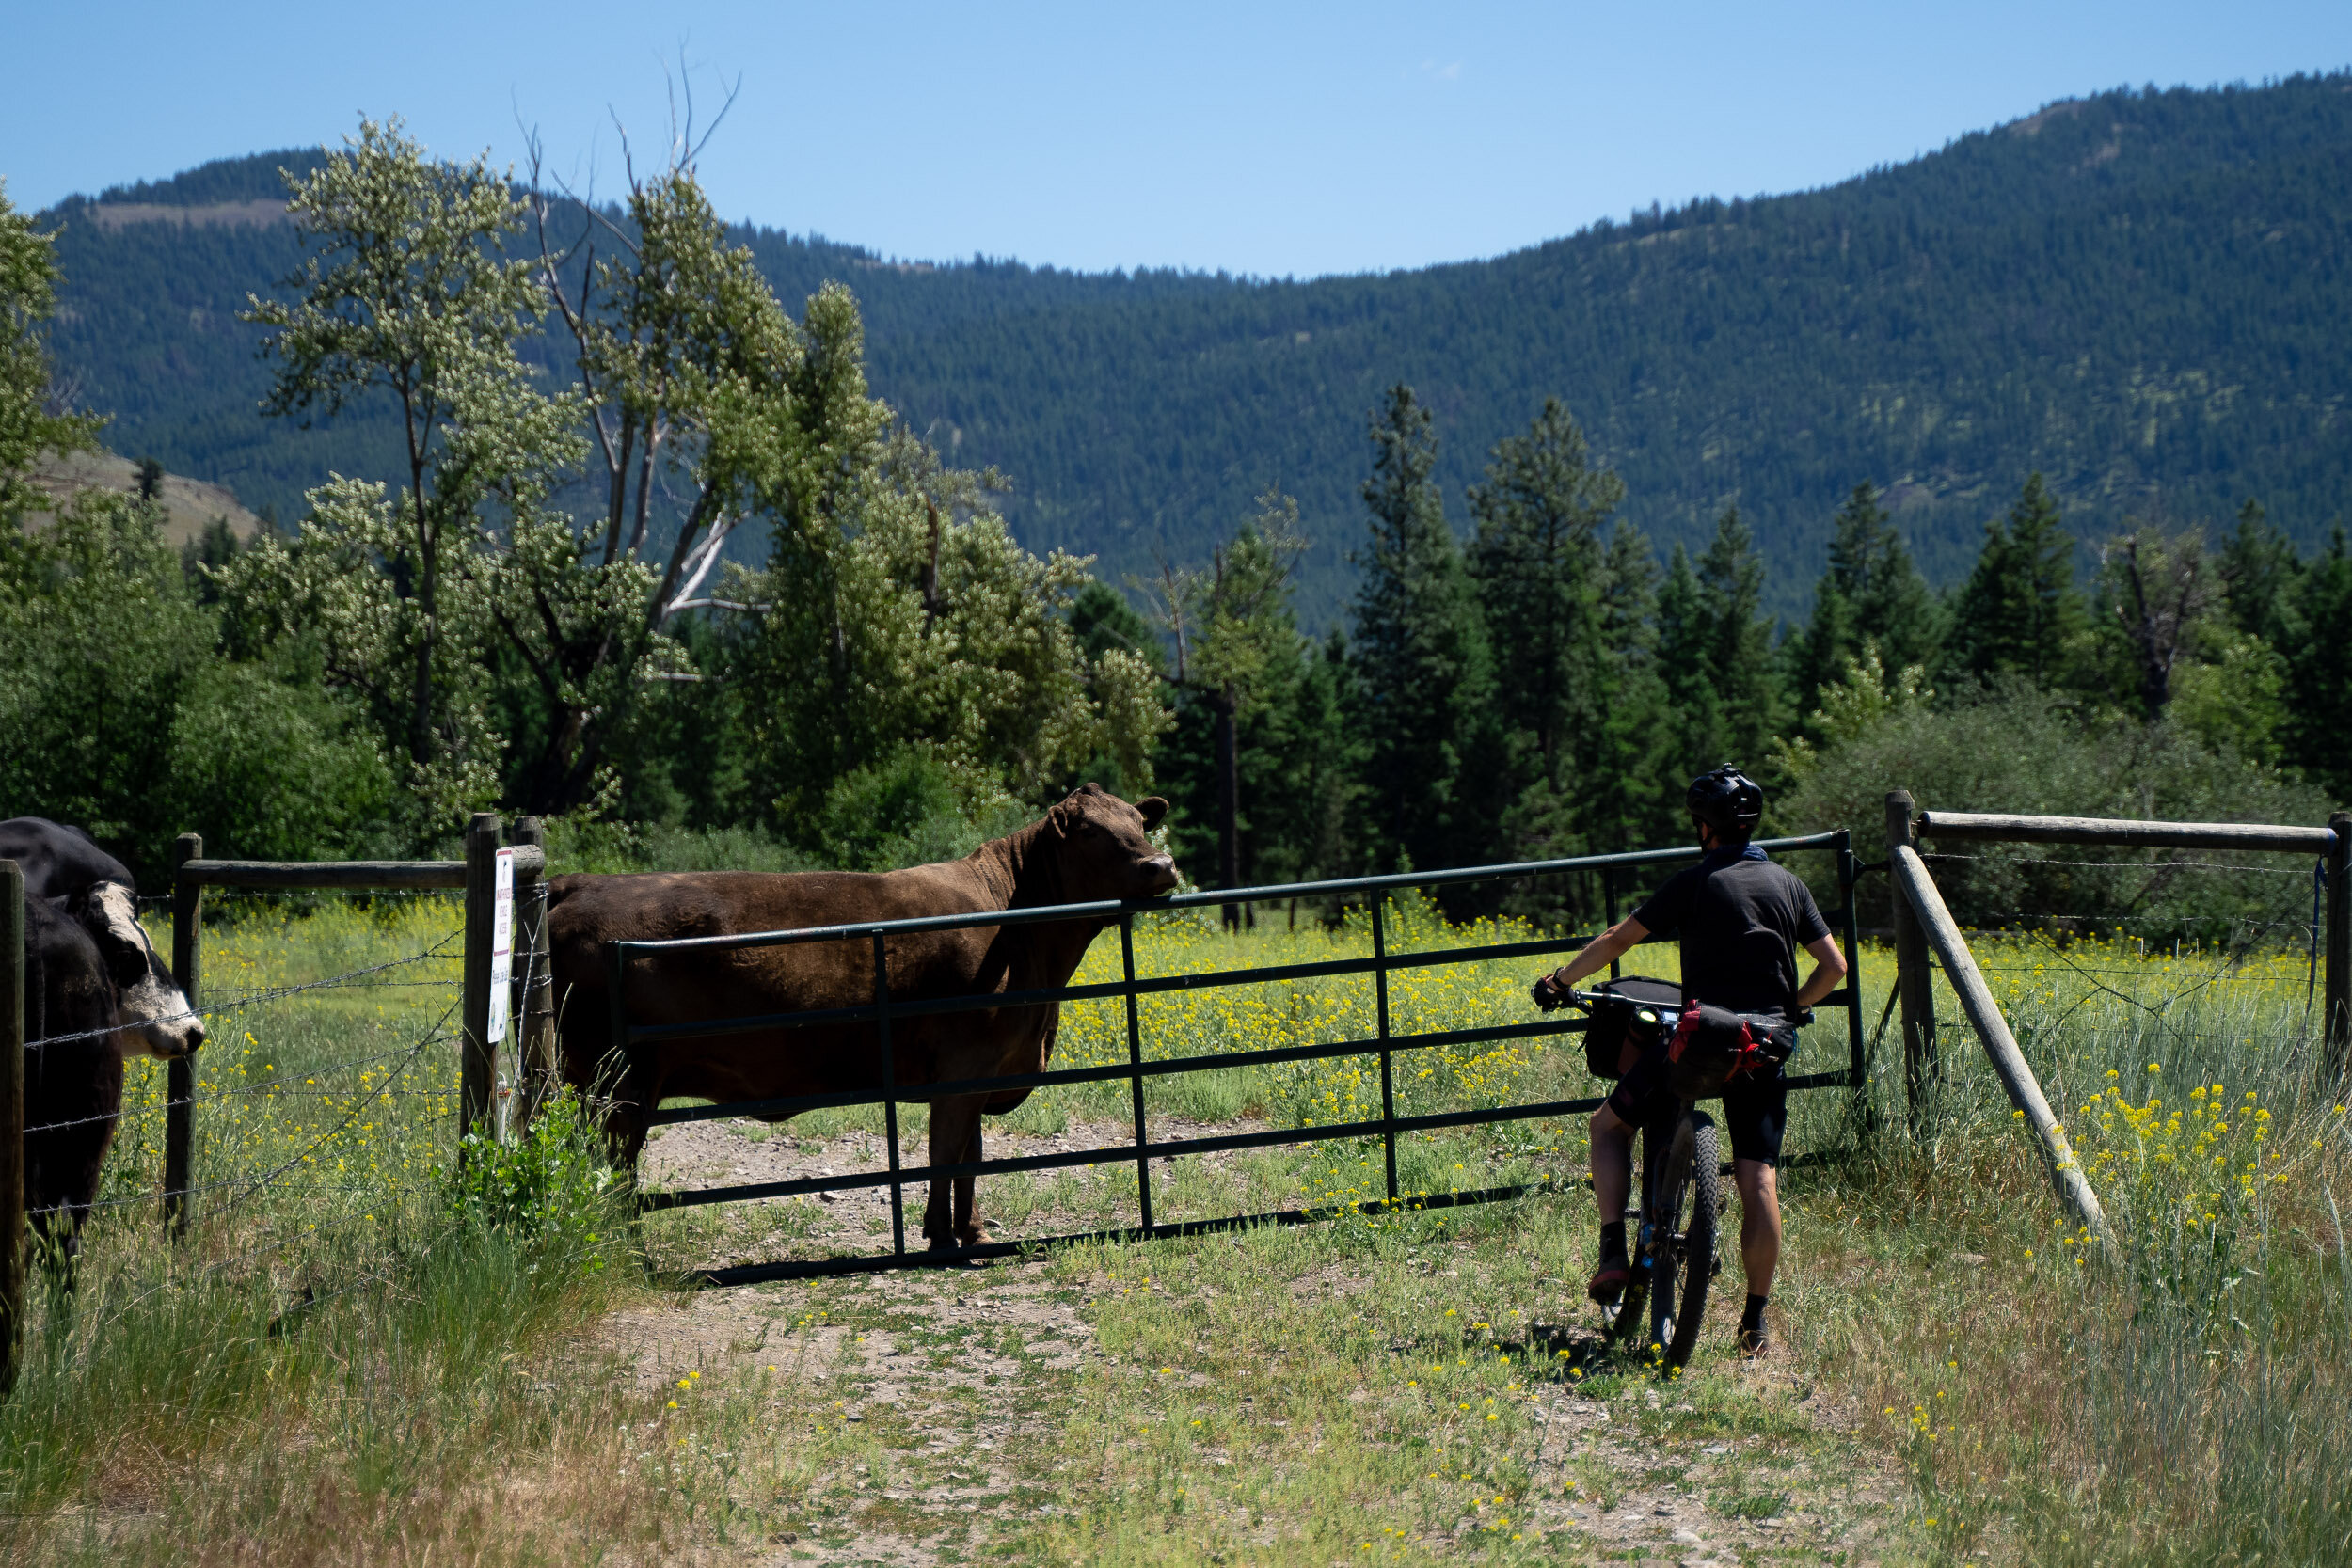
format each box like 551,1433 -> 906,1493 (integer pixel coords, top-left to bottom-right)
1919,850 -> 2315,877
24,938 -> 548,1137
24,931 -> 462,1053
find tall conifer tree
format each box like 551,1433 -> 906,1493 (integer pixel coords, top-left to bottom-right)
2282,531 -> 2352,793
1580,522 -> 1682,849
1347,384 -> 1494,876
1655,544 -> 1723,782
2218,499 -> 2299,646
1793,481 -> 1941,706
1696,505 -> 1782,768
1467,397 -> 1624,789
1947,472 -> 2086,689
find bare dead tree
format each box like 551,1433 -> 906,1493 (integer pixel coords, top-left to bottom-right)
2103,525 -> 2210,719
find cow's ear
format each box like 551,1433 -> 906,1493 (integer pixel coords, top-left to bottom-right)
1136,796 -> 1169,831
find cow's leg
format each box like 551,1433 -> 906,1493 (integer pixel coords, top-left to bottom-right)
925,1095 -> 984,1249
954,1117 -> 981,1246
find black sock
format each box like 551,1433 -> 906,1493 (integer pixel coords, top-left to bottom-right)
1740,1293 -> 1769,1330
1598,1221 -> 1627,1263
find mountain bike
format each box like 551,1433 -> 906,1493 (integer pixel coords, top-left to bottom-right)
1559,980 -> 1722,1371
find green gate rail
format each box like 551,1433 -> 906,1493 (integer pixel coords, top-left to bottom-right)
607,832 -> 1867,1285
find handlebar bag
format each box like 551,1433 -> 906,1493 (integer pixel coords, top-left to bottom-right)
1581,976 -> 1683,1080
1664,1001 -> 1797,1099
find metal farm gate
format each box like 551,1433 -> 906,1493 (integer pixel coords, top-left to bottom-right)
610,833 -> 1868,1286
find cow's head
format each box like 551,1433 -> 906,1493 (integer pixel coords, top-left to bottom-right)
1046,784 -> 1179,899
73,883 -> 204,1059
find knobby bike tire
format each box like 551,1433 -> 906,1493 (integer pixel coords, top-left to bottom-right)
1643,1111 -> 1697,1364
1604,1114 -> 1688,1355
1660,1114 -> 1721,1370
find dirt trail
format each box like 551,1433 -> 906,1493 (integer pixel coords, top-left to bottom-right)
1511,1332 -> 1904,1563
615,1117 -> 1911,1563
640,1113 -> 1271,1268
601,1260 -> 1094,1566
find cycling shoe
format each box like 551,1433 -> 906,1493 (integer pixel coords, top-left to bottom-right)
1586,1259 -> 1631,1305
1738,1321 -> 1771,1359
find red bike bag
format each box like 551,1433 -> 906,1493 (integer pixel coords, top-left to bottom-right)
1663,1001 -> 1796,1098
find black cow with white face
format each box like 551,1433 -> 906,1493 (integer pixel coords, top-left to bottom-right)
22,890 -> 143,1254
1,817 -> 204,1059
4,818 -> 203,1260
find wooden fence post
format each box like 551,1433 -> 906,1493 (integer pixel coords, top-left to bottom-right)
460,813 -> 500,1144
1892,846 -> 2115,1256
2328,812 -> 2350,1080
1,860 -> 25,1394
1887,791 -> 1938,1132
167,832 -> 201,1241
508,816 -> 556,1129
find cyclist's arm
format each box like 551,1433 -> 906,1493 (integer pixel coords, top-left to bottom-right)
1793,932 -> 1849,1009
1549,915 -> 1651,990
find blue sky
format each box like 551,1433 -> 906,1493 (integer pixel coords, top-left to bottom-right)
5,2 -> 2348,277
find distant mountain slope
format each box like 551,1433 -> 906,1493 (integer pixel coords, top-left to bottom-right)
24,451 -> 262,546
33,73 -> 2352,620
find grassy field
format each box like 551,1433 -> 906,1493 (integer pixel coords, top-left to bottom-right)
2,892 -> 2347,1563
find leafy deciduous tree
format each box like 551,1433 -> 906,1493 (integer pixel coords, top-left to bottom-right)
236,118 -> 584,830
0,178 -> 103,530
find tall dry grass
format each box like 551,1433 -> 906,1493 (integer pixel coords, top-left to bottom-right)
1798,932 -> 2352,1562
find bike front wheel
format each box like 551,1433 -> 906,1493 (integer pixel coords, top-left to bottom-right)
1645,1110 -> 1721,1371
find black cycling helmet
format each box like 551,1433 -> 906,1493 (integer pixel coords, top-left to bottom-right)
1687,763 -> 1763,837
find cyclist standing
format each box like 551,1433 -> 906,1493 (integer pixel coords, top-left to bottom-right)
1533,765 -> 1849,1357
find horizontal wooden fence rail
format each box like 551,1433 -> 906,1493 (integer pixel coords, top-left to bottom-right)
1916,810 -> 2336,855
1899,801 -> 2352,1103
611,831 -> 1871,1285
174,847 -> 545,892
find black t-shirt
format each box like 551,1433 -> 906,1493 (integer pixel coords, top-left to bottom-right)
1630,846 -> 1832,1015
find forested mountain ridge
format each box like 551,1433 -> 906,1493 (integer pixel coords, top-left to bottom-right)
32,72 -> 2352,619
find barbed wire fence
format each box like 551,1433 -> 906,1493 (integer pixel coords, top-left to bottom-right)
3,815 -> 561,1365
1880,803 -> 2351,1174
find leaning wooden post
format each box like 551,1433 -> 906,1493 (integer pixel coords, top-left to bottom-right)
460,812 -> 500,1144
1,860 -> 26,1394
2328,812 -> 2351,1080
1887,791 -> 1938,1132
1893,845 -> 2115,1255
509,816 -> 556,1129
167,832 -> 201,1241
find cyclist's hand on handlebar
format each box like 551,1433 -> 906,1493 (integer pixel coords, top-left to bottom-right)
1531,971 -> 1573,1012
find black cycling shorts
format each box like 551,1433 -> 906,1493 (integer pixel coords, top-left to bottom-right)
1603,1043 -> 1788,1166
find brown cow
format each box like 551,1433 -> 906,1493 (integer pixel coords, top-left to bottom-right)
545,784 -> 1177,1248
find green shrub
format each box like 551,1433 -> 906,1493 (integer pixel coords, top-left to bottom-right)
164,659 -> 396,862
444,1089 -> 628,1275
1778,681 -> 2333,939
809,748 -> 1029,870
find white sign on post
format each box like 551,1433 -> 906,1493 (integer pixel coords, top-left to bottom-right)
487,847 -> 516,1044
